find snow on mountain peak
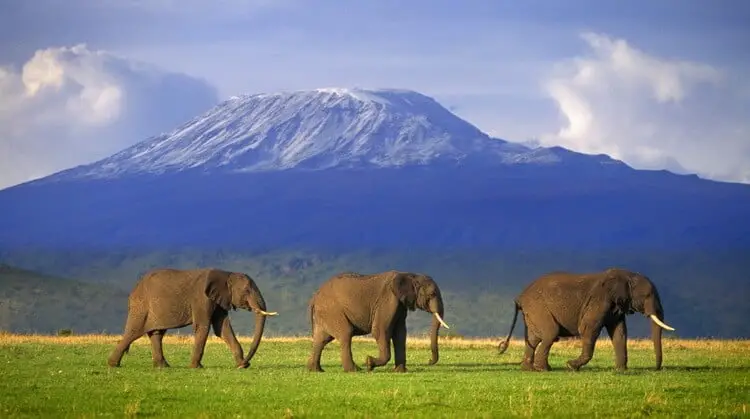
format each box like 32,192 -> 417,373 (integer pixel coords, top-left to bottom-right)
311,87 -> 420,105
56,87 -> 586,180
314,87 -> 385,100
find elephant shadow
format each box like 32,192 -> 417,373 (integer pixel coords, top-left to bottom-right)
213,362 -> 750,374
508,365 -> 750,374
661,365 -> 750,373
426,362 -> 750,374
422,362 -> 521,373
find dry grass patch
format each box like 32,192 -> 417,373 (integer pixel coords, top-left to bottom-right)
1,333 -> 748,352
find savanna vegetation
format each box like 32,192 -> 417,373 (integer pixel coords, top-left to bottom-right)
0,334 -> 747,417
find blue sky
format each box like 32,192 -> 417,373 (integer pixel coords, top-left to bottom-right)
1,0 -> 748,188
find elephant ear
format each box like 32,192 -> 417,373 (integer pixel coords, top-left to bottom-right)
204,270 -> 233,311
584,269 -> 631,317
391,273 -> 417,311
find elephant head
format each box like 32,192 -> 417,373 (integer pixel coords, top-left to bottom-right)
391,272 -> 450,365
604,268 -> 675,370
205,272 -> 278,364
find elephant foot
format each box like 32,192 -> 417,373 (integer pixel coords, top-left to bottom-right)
365,356 -> 377,372
236,360 -> 250,369
107,358 -> 121,368
306,359 -> 324,372
189,362 -> 204,369
343,364 -> 361,373
614,365 -> 627,373
427,358 -> 438,366
520,361 -> 535,371
153,360 -> 170,368
393,364 -> 407,373
533,363 -> 551,372
566,360 -> 582,371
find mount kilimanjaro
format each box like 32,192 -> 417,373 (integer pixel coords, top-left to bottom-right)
1,87 -> 749,251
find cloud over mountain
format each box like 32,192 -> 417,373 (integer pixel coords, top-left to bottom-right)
542,32 -> 750,184
0,44 -> 218,189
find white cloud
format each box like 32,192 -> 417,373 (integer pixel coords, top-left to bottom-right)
0,44 -> 218,190
541,32 -> 750,183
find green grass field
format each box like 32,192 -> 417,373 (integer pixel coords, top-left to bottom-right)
0,335 -> 748,418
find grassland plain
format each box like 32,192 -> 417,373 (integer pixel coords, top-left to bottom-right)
0,334 -> 748,418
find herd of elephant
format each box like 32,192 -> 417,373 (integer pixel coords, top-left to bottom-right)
107,267 -> 675,372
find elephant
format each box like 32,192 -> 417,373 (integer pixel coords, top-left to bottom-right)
497,268 -> 675,371
306,270 -> 450,373
107,268 -> 278,369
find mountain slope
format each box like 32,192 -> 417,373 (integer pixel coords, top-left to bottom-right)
3,164 -> 749,250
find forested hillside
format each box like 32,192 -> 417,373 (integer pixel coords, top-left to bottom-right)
0,264 -> 128,334
2,248 -> 747,338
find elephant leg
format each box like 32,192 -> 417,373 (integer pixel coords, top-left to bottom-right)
148,329 -> 170,368
533,337 -> 555,372
108,331 -> 143,367
339,330 -> 361,373
365,325 -> 392,372
526,312 -> 557,371
392,318 -> 407,373
190,324 -> 211,368
606,317 -> 628,371
307,328 -> 333,373
521,329 -> 541,371
212,314 -> 246,368
567,326 -> 602,371
107,311 -> 146,367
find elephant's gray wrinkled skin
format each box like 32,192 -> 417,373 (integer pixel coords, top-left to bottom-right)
107,268 -> 277,369
497,268 -> 675,372
307,270 -> 450,373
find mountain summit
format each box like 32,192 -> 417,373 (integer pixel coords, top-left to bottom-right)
54,87 -> 609,180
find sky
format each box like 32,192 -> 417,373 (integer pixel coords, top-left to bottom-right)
1,0 -> 749,189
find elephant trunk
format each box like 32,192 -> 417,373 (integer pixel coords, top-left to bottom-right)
427,298 -> 446,366
651,317 -> 663,370
243,311 -> 266,364
644,292 -> 671,370
649,302 -> 667,371
243,292 -> 269,364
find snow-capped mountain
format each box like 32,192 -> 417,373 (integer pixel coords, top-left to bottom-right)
56,87 -> 616,180
3,85 -> 749,254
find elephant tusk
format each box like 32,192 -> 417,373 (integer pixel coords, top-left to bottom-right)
433,312 -> 450,329
258,310 -> 278,316
649,314 -> 675,331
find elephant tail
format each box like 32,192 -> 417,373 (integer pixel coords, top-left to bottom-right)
308,296 -> 315,337
497,301 -> 520,354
